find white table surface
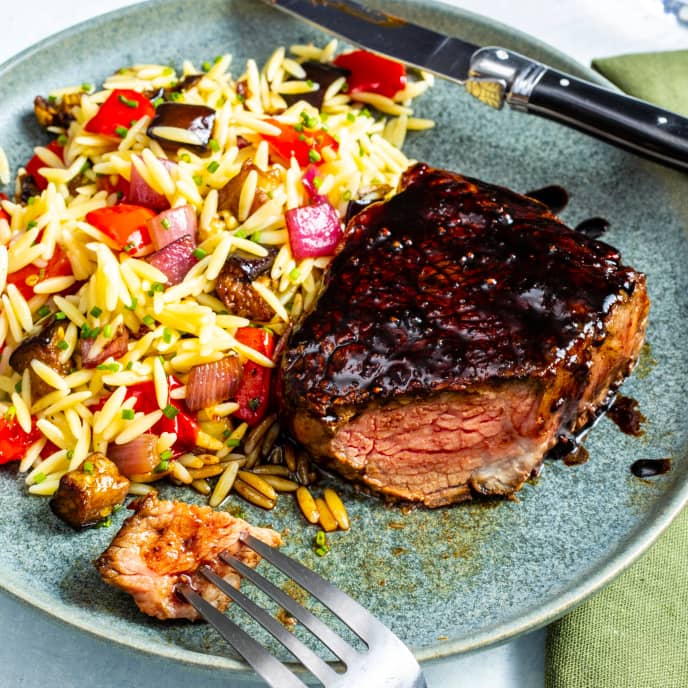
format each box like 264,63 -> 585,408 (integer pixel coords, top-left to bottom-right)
0,1 -> 684,687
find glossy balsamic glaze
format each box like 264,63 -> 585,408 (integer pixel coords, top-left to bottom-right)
606,394 -> 646,436
631,458 -> 672,478
283,164 -> 643,415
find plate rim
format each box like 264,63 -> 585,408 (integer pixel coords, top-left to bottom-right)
0,0 -> 685,673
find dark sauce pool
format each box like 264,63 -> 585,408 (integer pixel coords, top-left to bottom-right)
631,459 -> 672,478
607,395 -> 646,436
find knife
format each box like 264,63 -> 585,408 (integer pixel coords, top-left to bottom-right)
259,0 -> 688,173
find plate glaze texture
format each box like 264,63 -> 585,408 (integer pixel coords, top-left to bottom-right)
0,0 -> 686,673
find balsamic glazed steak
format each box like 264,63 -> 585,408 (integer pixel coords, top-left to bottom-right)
279,164 -> 650,507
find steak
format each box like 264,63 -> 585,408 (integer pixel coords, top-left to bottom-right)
95,494 -> 281,620
279,164 -> 649,507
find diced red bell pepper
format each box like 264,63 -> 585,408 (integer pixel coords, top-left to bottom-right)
333,50 -> 406,98
262,118 -> 338,168
84,89 -> 155,138
85,204 -> 156,256
25,140 -> 64,192
0,193 -> 11,224
234,327 -> 275,426
0,414 -> 41,465
7,244 -> 73,300
121,377 -> 200,451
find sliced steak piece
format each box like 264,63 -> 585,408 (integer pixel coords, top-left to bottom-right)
279,163 -> 650,507
95,494 -> 281,620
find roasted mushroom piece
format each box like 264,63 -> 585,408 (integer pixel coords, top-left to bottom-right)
217,160 -> 281,219
50,453 -> 130,529
33,92 -> 82,129
215,247 -> 278,321
9,318 -> 72,398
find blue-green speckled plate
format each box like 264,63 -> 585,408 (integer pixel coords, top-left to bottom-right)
0,0 -> 686,675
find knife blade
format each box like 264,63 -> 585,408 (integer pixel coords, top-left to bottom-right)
260,0 -> 688,173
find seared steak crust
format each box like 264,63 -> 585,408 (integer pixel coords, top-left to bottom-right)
280,164 -> 649,506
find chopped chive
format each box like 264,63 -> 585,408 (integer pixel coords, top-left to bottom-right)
169,91 -> 183,102
66,449 -> 74,460
151,282 -> 165,293
55,311 -> 67,320
161,218 -> 171,229
207,160 -> 220,173
192,174 -> 204,186
225,438 -> 240,447
115,125 -> 129,138
154,458 -> 170,473
27,196 -> 37,206
214,55 -> 223,64
83,461 -> 94,474
306,79 -> 315,88
313,176 -> 323,189
233,229 -> 247,239
346,112 -> 356,123
80,323 -> 91,338
202,61 -> 212,72
125,361 -> 134,371
33,472 -> 47,484
315,530 -> 327,547
112,503 -> 123,513
56,340 -> 69,351
192,247 -> 207,260
57,134 -> 68,146
14,381 -> 22,393
96,362 -> 119,372
180,152 -> 192,163
27,220 -> 38,230
159,449 -> 174,461
123,241 -> 136,253
162,404 -> 179,419
249,232 -> 262,243
208,138 -> 220,152
37,305 -> 51,318
4,407 -> 16,422
117,94 -> 139,108
308,149 -> 322,163
89,326 -> 101,339
342,189 -> 352,201
142,315 -> 155,328
125,297 -> 138,311
152,97 -> 165,108
97,516 -> 112,528
298,134 -> 307,142
248,397 -> 261,411
90,306 -> 103,318
289,268 -> 301,282
121,408 -> 135,420
103,324 -> 113,338
47,95 -> 58,104
293,123 -> 304,133
162,328 -> 172,343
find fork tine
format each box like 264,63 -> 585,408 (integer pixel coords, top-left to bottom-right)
220,552 -> 358,665
242,535 -> 386,641
177,585 -> 308,688
199,565 -> 337,685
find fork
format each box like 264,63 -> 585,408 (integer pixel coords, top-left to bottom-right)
177,534 -> 427,688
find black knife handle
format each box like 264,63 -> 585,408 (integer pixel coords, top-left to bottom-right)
467,47 -> 688,173
522,68 -> 688,172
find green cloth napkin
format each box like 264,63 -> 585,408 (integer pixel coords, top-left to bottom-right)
545,50 -> 688,688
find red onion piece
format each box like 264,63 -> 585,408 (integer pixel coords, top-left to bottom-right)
185,355 -> 243,411
108,434 -> 159,477
301,164 -> 327,203
286,200 -> 343,260
80,325 -> 129,368
128,157 -> 175,211
147,204 -> 197,251
145,235 -> 197,286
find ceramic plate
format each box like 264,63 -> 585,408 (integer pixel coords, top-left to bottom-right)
0,0 -> 686,674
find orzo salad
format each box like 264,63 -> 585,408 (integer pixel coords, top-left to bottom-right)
0,40 -> 434,533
